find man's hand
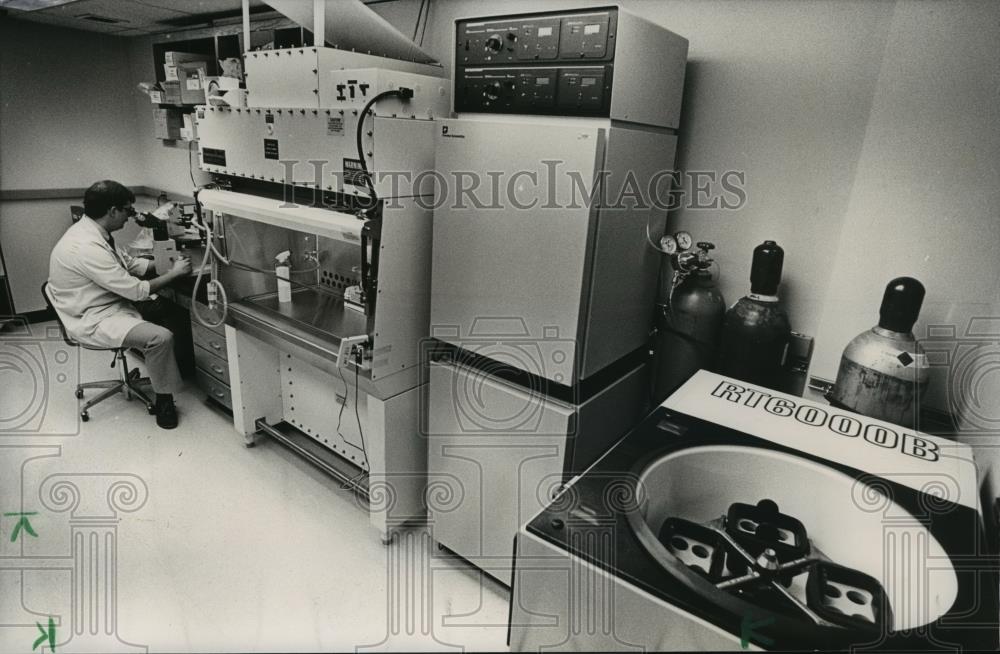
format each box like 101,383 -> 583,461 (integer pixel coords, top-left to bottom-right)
170,256 -> 192,278
148,256 -> 192,294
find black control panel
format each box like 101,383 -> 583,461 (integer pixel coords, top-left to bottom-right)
455,8 -> 618,117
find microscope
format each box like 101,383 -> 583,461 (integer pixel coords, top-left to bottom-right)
134,201 -> 202,275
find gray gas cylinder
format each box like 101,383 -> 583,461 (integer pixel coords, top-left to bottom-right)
828,277 -> 929,428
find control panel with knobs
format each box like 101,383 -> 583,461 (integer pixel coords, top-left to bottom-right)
453,6 -> 688,128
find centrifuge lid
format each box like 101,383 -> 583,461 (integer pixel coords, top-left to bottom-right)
522,403 -> 998,650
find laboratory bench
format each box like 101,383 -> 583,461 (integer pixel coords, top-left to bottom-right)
117,209 -> 231,413
160,277 -> 232,412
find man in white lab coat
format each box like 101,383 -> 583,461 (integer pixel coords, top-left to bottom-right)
47,180 -> 192,429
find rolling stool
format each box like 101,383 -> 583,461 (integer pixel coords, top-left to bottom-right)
41,283 -> 156,422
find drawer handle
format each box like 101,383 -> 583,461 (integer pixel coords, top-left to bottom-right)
213,389 -> 225,398
209,341 -> 222,351
211,364 -> 224,375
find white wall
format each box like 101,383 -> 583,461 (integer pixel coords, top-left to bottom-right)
421,0 -> 999,417
124,33 -> 213,198
0,16 -> 142,313
811,0 -> 1000,415
0,17 -> 142,188
420,0 -> 897,340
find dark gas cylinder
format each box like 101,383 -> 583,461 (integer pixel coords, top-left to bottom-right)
717,240 -> 792,390
828,277 -> 929,428
653,241 -> 726,403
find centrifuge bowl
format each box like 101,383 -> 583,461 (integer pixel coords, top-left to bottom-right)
630,445 -> 958,631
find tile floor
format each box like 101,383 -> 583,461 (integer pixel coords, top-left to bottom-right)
0,322 -> 509,652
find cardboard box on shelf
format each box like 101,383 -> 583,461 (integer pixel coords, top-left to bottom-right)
164,51 -> 206,66
177,62 -> 208,104
165,58 -> 206,83
147,81 -> 182,104
161,81 -> 182,104
152,107 -> 183,140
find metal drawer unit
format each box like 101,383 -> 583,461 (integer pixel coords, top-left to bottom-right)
195,368 -> 232,410
194,346 -> 230,386
191,312 -> 232,409
192,320 -> 228,359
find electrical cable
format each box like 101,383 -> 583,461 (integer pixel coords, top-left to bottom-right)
188,140 -> 197,187
412,0 -> 426,41
336,346 -> 370,493
353,352 -> 370,471
355,87 -> 414,208
335,359 -> 350,435
418,0 -> 431,47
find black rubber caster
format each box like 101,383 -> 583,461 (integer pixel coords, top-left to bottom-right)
146,404 -> 156,415
80,411 -> 89,422
75,388 -> 84,399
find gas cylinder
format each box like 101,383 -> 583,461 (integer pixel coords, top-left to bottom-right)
717,240 -> 792,390
653,238 -> 726,403
828,277 -> 929,428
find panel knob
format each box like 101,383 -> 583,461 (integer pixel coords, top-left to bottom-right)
484,34 -> 503,53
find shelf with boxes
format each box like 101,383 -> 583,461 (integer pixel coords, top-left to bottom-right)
147,48 -> 243,141
143,26 -> 317,142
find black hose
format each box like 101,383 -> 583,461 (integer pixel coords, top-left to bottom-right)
355,87 -> 413,209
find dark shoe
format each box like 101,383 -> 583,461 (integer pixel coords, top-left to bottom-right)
155,396 -> 178,430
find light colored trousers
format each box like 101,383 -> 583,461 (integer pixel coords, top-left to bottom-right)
121,321 -> 182,394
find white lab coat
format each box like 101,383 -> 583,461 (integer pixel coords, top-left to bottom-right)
47,216 -> 153,348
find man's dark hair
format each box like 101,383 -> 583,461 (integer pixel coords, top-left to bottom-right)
83,180 -> 135,219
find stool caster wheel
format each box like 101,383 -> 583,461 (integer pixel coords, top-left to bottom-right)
81,411 -> 89,422
146,404 -> 156,415
75,388 -> 84,399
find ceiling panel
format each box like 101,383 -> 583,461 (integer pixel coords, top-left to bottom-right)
2,0 -> 271,35
31,0 -> 187,26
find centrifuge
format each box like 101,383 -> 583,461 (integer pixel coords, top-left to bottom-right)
508,371 -> 998,650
